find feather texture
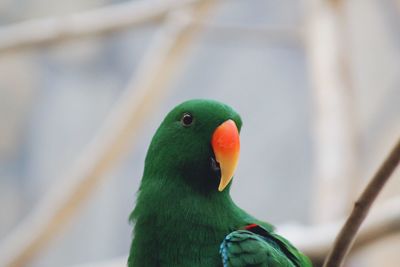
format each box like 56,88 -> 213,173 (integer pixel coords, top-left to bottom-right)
127,99 -> 311,267
220,225 -> 312,267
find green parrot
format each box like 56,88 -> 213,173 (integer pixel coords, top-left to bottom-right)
128,99 -> 312,267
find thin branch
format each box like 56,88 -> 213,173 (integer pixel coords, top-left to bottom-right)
280,196 -> 400,265
0,1 -> 216,266
323,137 -> 400,267
0,0 -> 199,53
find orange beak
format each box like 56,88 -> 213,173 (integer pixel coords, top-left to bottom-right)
211,120 -> 240,191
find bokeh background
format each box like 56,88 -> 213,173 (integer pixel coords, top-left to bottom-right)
0,0 -> 399,266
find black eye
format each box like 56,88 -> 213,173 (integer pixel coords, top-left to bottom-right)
181,113 -> 194,127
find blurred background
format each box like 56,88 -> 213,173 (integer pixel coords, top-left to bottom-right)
0,0 -> 399,266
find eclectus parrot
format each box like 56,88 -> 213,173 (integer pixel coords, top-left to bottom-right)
128,99 -> 312,267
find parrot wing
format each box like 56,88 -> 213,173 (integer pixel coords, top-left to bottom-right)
219,224 -> 312,267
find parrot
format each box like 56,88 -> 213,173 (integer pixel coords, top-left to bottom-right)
128,99 -> 312,267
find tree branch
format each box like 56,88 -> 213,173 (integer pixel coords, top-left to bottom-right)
279,196 -> 400,265
0,0 -> 199,53
323,137 -> 400,267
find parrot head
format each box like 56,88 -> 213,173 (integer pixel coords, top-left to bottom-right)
143,99 -> 242,194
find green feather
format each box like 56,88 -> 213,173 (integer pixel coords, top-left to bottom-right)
128,99 -> 311,267
220,229 -> 311,267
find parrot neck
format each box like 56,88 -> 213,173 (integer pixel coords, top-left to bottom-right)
132,173 -> 241,225
128,174 -> 253,266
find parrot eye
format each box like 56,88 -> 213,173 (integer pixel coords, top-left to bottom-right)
181,113 -> 194,127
